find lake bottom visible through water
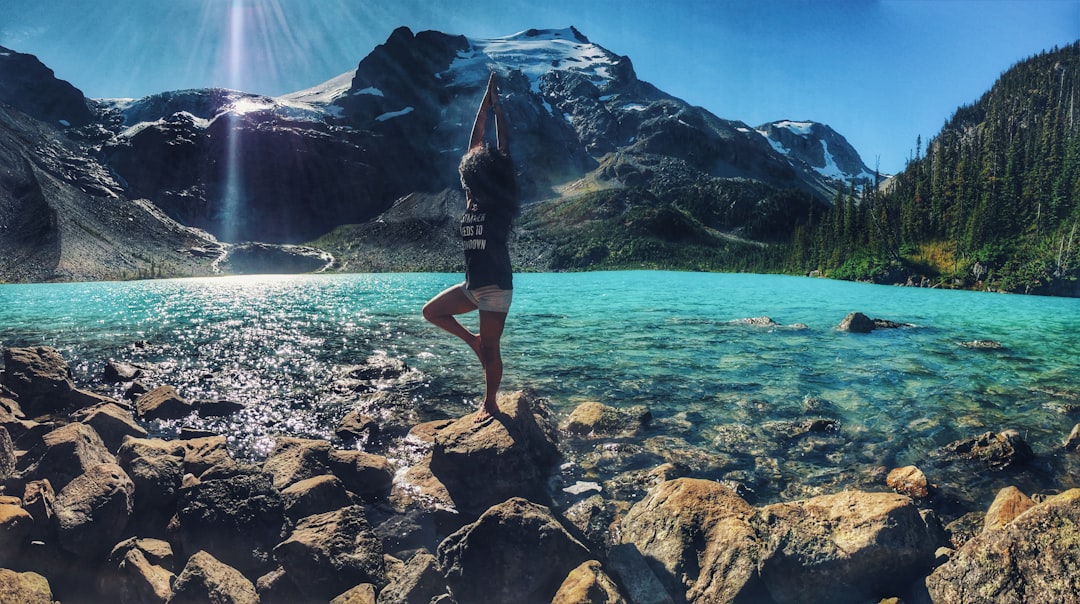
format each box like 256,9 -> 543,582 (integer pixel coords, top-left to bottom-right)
2,271 -> 1078,516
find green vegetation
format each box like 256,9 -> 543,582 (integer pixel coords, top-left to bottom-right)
793,42 -> 1080,293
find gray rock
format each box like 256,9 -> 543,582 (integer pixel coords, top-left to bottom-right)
937,429 -> 1034,470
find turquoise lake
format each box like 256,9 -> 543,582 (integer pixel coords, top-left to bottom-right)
2,271 -> 1078,513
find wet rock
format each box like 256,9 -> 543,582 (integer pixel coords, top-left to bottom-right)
937,429 -> 1034,470
756,490 -> 942,604
377,551 -> 447,604
886,465 -> 932,499
99,537 -> 176,604
2,346 -> 76,415
983,485 -> 1035,532
836,312 -> 876,333
273,504 -> 387,600
619,478 -> 762,603
345,391 -> 422,443
958,340 -> 1004,350
0,501 -> 33,565
552,559 -> 627,604
135,385 -> 195,421
735,316 -> 780,327
71,402 -> 148,452
427,391 -> 560,514
438,497 -> 591,604
336,409 -> 378,442
262,437 -> 332,489
54,463 -> 135,559
0,568 -> 54,604
280,474 -> 356,520
175,469 -> 286,576
194,399 -> 245,418
22,422 -> 116,491
561,401 -> 651,437
104,360 -> 144,383
337,355 -> 412,393
926,489 -> 1080,604
836,312 -> 910,333
170,550 -> 258,604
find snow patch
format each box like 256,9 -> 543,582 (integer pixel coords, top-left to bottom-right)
354,86 -> 384,97
623,103 -> 648,112
449,28 -> 619,94
376,107 -> 414,122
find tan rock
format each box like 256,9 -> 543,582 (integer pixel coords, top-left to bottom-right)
171,550 -> 258,604
927,489 -> 1080,604
0,503 -> 33,565
134,385 -> 194,421
885,465 -> 931,498
619,477 -> 760,604
983,485 -> 1035,532
329,583 -> 376,604
54,462 -> 135,559
756,490 -> 942,604
0,568 -> 54,604
552,559 -> 628,604
562,401 -> 650,437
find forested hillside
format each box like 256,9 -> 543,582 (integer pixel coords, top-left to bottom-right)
793,42 -> 1080,295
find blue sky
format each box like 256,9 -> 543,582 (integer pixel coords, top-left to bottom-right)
1,0 -> 1077,174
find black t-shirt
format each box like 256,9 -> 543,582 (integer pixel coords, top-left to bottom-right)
460,207 -> 513,290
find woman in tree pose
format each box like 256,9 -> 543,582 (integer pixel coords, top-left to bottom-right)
423,72 -> 518,423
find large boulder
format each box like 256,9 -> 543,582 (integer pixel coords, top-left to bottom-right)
2,346 -> 75,415
175,468 -> 286,575
53,463 -> 135,559
22,422 -> 116,490
756,490 -> 942,604
116,437 -> 185,527
619,478 -> 763,604
0,568 -> 55,604
170,550 -> 258,604
926,488 -> 1080,603
437,497 -> 592,604
272,504 -> 387,600
427,390 -> 560,514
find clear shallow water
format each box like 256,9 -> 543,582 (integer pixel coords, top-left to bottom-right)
2,271 -> 1078,512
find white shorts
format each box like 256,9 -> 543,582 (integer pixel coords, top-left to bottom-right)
461,283 -> 513,313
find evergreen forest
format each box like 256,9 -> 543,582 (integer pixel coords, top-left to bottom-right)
791,41 -> 1080,294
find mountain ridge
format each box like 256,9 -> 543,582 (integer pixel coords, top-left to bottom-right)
1,26 -> 892,282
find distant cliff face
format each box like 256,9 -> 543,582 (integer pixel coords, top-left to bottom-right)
0,27 -> 881,281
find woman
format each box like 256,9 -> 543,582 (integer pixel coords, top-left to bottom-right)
423,72 -> 518,423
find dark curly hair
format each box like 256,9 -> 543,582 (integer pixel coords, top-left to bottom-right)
459,144 -> 518,218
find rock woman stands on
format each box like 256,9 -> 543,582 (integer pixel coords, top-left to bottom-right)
423,72 -> 519,423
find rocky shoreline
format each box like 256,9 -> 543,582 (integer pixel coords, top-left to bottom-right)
1,345 -> 1079,603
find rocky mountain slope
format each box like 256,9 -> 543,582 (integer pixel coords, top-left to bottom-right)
0,27 -> 879,282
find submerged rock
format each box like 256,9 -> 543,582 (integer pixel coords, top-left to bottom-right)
937,429 -> 1034,470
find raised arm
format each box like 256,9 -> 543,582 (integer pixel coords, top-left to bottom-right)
468,72 -> 508,152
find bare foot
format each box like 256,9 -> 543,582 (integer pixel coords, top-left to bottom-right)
473,400 -> 498,423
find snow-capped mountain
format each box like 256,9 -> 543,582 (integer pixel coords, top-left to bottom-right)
756,120 -> 880,184
0,27 -> 882,280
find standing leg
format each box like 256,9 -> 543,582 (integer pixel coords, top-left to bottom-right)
475,309 -> 508,422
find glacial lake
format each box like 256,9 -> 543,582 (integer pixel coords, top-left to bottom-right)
2,271 -> 1078,513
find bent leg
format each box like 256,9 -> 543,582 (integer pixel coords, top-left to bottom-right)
475,309 -> 508,421
423,284 -> 481,356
